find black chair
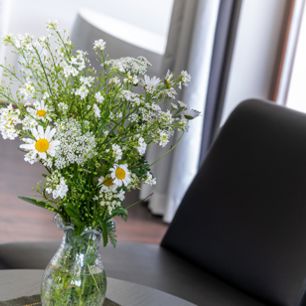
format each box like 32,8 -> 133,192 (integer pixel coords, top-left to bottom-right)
2,99 -> 306,306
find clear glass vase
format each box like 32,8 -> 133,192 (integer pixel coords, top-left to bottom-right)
41,218 -> 107,306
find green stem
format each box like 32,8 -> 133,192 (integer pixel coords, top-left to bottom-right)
150,133 -> 184,166
125,192 -> 153,210
32,46 -> 54,96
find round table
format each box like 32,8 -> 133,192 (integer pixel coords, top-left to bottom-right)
0,270 -> 196,306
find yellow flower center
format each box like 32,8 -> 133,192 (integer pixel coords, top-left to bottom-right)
35,138 -> 49,153
115,167 -> 126,180
36,109 -> 47,117
103,177 -> 114,187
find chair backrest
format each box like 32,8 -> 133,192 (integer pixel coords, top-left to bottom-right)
162,99 -> 306,306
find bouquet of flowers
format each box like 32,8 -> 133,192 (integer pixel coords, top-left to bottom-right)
0,21 -> 198,305
0,22 -> 198,243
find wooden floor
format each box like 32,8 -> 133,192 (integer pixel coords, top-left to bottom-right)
0,139 -> 167,244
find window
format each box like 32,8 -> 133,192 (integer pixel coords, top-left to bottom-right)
286,2 -> 306,112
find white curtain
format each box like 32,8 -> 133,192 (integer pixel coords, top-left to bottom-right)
0,0 -> 11,80
141,0 -> 221,222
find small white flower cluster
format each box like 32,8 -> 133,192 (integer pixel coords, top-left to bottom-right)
46,21 -> 58,31
93,39 -> 106,52
143,75 -> 160,94
137,137 -> 147,155
144,172 -> 156,186
75,76 -> 94,100
120,90 -> 141,105
160,110 -> 174,125
97,189 -> 124,215
93,104 -> 101,118
18,82 -> 35,100
75,86 -> 89,100
112,144 -> 123,162
62,50 -> 87,78
97,172 -> 127,214
107,56 -> 151,75
95,92 -> 104,104
22,115 -> 37,131
62,62 -> 79,78
46,171 -> 68,199
158,131 -> 170,147
54,119 -> 96,169
0,105 -> 20,140
179,70 -> 191,88
80,76 -> 94,87
136,105 -> 174,147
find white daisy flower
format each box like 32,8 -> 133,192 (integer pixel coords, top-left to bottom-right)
110,164 -> 131,187
20,126 -> 60,162
98,176 -> 117,192
27,101 -> 49,120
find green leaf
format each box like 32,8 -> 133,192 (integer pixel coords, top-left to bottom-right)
109,207 -> 128,221
107,220 -> 117,247
65,205 -> 82,228
18,196 -> 57,212
100,221 -> 108,247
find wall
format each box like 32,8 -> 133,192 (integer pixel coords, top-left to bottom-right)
220,0 -> 288,124
7,0 -> 173,36
0,0 -> 11,77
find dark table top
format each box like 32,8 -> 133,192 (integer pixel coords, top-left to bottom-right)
0,269 -> 196,306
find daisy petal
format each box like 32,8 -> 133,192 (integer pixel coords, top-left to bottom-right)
47,128 -> 57,140
22,138 -> 35,144
38,152 -> 47,159
45,126 -> 51,139
20,143 -> 34,151
38,126 -> 44,138
31,128 -> 39,139
48,141 -> 59,156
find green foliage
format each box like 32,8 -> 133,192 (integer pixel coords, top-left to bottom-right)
0,22 -> 198,246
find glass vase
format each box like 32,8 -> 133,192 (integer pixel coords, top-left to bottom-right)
41,218 -> 107,306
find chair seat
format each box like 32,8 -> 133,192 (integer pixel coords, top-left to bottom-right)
0,241 -> 265,306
